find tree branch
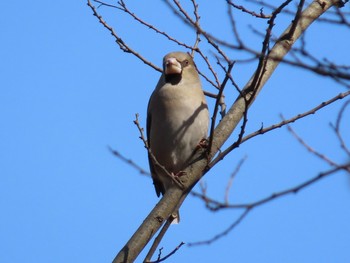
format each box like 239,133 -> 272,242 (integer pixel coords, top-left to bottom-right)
112,1 -> 342,262
189,163 -> 349,245
87,0 -> 162,72
210,89 -> 350,167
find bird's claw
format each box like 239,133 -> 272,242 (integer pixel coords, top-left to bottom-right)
196,138 -> 209,150
172,171 -> 186,177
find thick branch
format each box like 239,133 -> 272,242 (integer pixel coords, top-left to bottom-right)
112,1 -> 339,262
209,0 -> 339,159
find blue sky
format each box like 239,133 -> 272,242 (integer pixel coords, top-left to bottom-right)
1,1 -> 350,262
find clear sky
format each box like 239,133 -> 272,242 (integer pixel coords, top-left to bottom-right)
1,1 -> 350,263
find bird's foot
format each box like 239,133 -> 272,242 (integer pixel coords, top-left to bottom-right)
169,172 -> 186,189
196,138 -> 209,150
172,171 -> 186,177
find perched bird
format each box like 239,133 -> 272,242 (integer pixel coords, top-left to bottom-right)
147,52 -> 209,223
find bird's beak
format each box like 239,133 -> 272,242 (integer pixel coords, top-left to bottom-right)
164,57 -> 182,75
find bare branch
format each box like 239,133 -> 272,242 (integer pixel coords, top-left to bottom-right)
286,122 -> 339,167
116,0 -> 195,51
190,164 -> 349,245
87,0 -> 162,72
146,242 -> 185,263
164,0 -> 231,62
144,216 -> 180,263
195,50 -> 221,89
208,62 -> 235,158
101,0 -> 348,261
108,146 -> 150,176
224,156 -> 247,204
331,99 -> 350,156
227,0 -> 272,19
194,163 -> 350,211
188,209 -> 250,246
210,90 -> 350,168
190,0 -> 201,56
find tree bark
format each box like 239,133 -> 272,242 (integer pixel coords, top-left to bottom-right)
112,1 -> 339,262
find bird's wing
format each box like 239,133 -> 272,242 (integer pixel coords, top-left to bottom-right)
146,98 -> 164,197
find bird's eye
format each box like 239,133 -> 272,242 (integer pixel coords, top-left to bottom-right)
182,60 -> 189,67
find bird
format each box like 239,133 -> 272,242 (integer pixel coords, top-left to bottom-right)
147,52 -> 209,223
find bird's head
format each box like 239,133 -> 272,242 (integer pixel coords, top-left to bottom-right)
162,52 -> 198,84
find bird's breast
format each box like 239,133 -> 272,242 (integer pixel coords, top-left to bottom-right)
149,85 -> 208,172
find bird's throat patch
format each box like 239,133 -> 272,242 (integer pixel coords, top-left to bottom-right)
165,74 -> 182,85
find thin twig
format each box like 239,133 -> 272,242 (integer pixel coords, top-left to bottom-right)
133,114 -> 184,189
227,2 -> 245,49
286,0 -> 305,39
227,0 -> 272,19
144,216 -> 177,262
193,164 -> 349,211
165,0 -> 231,62
207,62 -> 235,159
187,209 -> 250,246
117,0 -> 195,51
189,164 -> 350,246
286,122 -> 339,167
87,0 -> 162,72
210,90 -> 350,168
331,99 -> 350,156
146,241 -> 185,263
108,146 -> 150,176
195,49 -> 221,89
225,156 -> 247,204
191,0 -> 201,56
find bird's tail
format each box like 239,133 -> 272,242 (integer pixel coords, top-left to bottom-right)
171,210 -> 180,224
